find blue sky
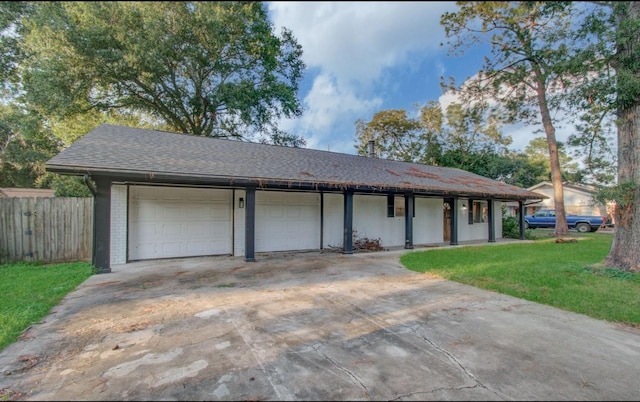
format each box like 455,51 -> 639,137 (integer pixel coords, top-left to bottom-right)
267,2 -> 565,155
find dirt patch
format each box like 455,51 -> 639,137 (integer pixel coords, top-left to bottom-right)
0,388 -> 23,401
2,355 -> 41,376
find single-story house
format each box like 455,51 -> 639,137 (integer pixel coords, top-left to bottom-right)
504,181 -> 611,221
45,124 -> 544,273
0,187 -> 56,198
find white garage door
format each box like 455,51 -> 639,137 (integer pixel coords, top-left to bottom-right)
129,186 -> 232,260
256,191 -> 320,252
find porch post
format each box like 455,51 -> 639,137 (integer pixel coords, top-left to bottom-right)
518,201 -> 525,240
343,190 -> 353,254
92,177 -> 112,273
488,199 -> 496,242
245,187 -> 256,262
404,193 -> 414,249
450,197 -> 459,246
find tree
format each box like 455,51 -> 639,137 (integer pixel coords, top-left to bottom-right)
17,2 -> 306,145
577,2 -> 640,271
607,2 -> 640,271
0,104 -> 61,188
524,137 -> 585,184
354,101 -> 535,183
441,2 -> 579,237
438,101 -> 512,172
354,109 -> 424,162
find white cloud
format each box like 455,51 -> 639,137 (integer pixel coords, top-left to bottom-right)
268,2 -> 457,152
279,73 -> 383,153
269,2 -> 455,85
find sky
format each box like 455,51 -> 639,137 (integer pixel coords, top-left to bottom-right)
266,2 -> 569,156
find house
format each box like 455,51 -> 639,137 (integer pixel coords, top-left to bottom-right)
504,181 -> 610,221
0,188 -> 55,198
45,124 -> 544,273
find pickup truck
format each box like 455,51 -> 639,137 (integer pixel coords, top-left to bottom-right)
524,209 -> 605,233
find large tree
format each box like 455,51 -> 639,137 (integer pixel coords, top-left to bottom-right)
440,1 -> 580,237
608,2 -> 640,271
577,2 -> 640,271
17,1 -> 306,145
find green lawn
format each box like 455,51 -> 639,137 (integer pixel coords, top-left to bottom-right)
401,233 -> 640,325
0,261 -> 95,351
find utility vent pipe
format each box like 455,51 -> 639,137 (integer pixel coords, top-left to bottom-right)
367,140 -> 375,158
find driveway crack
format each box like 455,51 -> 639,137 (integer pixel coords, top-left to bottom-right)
389,383 -> 502,401
307,343 -> 370,399
403,323 -> 506,400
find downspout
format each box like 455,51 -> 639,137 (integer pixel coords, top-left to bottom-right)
83,174 -> 97,196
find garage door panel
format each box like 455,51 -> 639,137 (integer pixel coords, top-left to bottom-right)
162,206 -> 184,220
129,186 -> 232,260
161,223 -> 182,237
255,191 -> 320,252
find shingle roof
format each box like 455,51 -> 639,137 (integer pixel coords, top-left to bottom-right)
46,124 -> 544,200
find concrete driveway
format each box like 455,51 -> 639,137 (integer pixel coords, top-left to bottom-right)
1,247 -> 640,401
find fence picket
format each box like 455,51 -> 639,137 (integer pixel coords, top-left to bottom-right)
0,197 -> 93,264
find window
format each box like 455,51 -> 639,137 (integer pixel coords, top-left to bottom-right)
473,200 -> 488,223
394,197 -> 405,217
387,195 -> 395,217
387,195 -> 415,217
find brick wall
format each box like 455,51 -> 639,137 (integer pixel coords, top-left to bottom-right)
110,184 -> 128,265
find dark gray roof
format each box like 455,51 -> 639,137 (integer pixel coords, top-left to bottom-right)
46,124 -> 544,200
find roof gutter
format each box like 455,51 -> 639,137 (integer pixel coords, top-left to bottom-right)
83,173 -> 97,196
46,165 -> 544,202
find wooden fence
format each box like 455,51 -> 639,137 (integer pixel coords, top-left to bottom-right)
0,197 -> 93,264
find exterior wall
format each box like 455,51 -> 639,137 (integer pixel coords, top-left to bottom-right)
414,197 -> 444,245
234,189 -> 245,257
115,187 -> 508,264
322,193 -> 344,249
110,184 -> 128,265
456,198 -> 503,242
353,194 -> 405,248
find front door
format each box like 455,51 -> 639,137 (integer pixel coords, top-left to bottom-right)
443,201 -> 451,242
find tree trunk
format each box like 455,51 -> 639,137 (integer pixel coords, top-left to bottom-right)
534,71 -> 569,237
606,104 -> 640,271
605,1 -> 640,271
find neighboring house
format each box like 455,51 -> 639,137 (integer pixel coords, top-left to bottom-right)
0,188 -> 55,198
45,124 -> 544,273
504,181 -> 611,221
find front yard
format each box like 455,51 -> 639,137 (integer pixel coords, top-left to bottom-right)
401,233 -> 640,325
0,261 -> 94,351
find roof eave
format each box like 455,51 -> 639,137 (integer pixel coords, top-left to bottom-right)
46,164 -> 543,201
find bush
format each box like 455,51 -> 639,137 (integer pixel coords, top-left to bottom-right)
502,214 -> 538,240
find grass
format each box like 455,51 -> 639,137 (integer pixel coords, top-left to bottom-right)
0,261 -> 95,352
401,233 -> 640,325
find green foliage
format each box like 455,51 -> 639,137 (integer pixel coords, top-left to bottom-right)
19,1 -> 306,144
353,101 -> 572,188
401,233 -> 640,324
0,104 -> 62,188
440,2 -> 620,188
501,214 -> 538,240
0,261 -> 95,351
50,175 -> 93,197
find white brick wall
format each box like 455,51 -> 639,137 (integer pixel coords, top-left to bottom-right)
110,184 -> 128,265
